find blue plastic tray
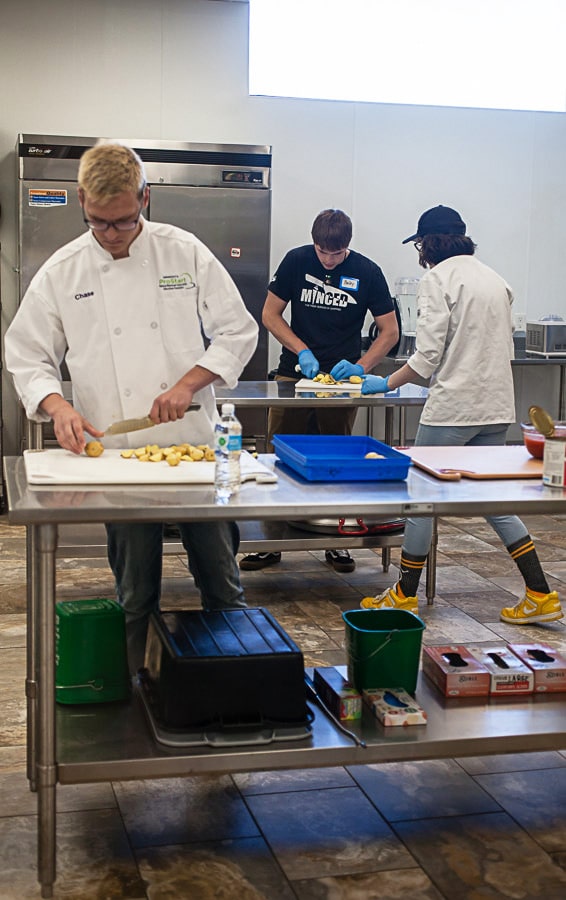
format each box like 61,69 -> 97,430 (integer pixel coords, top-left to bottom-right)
272,434 -> 411,482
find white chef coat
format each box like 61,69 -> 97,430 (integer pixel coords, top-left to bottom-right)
5,219 -> 259,448
406,255 -> 515,426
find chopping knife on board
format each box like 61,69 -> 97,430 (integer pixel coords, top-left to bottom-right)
105,403 -> 201,435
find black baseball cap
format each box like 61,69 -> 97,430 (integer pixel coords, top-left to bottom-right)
402,205 -> 466,244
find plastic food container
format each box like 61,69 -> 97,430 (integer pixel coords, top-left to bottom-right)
521,422 -> 566,460
272,434 -> 411,482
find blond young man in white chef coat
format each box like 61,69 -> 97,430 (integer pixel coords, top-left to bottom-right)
5,142 -> 259,669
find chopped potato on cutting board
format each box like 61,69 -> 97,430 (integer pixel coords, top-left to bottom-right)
120,443 -> 216,464
85,441 -> 104,457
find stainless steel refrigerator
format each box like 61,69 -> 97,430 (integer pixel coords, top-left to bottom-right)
15,133 -> 272,450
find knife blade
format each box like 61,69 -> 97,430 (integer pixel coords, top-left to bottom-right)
105,404 -> 201,435
294,365 -> 339,383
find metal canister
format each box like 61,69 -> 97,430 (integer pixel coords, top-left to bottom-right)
543,436 -> 566,488
528,406 -> 566,489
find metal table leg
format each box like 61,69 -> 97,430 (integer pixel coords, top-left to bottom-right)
26,525 -> 40,792
36,523 -> 58,899
425,517 -> 438,605
384,407 -> 393,444
399,408 -> 407,447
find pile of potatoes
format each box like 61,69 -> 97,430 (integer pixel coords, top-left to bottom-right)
312,373 -> 363,385
84,441 -> 215,467
122,443 -> 216,467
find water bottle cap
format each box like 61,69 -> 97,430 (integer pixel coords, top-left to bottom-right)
221,403 -> 235,416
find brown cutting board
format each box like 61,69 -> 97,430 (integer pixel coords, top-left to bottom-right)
398,445 -> 543,481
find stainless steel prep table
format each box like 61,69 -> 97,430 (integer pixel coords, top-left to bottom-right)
5,453 -> 566,897
43,382 -> 429,580
215,380 -> 429,448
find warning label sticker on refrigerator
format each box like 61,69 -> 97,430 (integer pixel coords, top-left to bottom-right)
28,189 -> 68,207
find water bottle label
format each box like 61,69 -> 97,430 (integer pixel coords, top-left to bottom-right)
227,435 -> 242,451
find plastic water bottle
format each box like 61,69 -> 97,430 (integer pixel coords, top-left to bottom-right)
214,402 -> 242,503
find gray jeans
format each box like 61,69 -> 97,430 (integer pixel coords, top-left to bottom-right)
404,422 -> 528,556
105,520 -> 246,670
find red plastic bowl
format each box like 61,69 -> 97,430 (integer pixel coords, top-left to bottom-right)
521,422 -> 566,459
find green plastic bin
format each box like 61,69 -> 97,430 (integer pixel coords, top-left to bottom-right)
343,608 -> 425,694
55,598 -> 130,704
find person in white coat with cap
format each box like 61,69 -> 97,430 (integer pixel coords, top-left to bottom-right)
360,205 -> 562,626
5,141 -> 259,668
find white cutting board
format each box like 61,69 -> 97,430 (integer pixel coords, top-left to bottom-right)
295,378 -> 362,393
24,448 -> 278,486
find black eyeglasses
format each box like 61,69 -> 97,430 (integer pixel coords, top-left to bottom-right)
83,203 -> 143,233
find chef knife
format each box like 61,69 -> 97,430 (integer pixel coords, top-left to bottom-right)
294,364 -> 338,382
105,403 -> 201,435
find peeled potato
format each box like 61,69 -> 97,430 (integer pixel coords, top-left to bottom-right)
365,451 -> 384,459
349,375 -> 363,384
123,441 -> 215,465
85,441 -> 104,457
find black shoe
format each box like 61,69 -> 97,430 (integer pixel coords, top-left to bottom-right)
325,549 -> 355,573
239,552 -> 282,571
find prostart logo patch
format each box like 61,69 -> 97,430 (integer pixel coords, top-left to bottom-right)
158,272 -> 196,291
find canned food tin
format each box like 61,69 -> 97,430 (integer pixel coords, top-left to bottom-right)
543,437 -> 566,488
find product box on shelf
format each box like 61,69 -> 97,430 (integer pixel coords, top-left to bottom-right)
313,667 -> 362,720
467,645 -> 535,695
507,643 -> 566,692
422,645 -> 491,697
362,688 -> 427,726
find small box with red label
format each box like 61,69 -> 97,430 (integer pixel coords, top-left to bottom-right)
422,645 -> 491,697
313,667 -> 362,720
507,643 -> 566,693
466,645 -> 534,695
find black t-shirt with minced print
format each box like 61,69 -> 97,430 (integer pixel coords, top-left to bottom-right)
270,245 -> 394,377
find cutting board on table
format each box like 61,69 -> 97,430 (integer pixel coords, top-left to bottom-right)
23,448 -> 278,486
399,445 -> 543,481
295,378 -> 362,393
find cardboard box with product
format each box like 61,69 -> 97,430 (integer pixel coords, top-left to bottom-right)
363,687 -> 427,726
466,645 -> 534,696
422,645 -> 491,697
313,667 -> 362,720
507,643 -> 566,692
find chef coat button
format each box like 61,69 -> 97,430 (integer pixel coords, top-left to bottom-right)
114,327 -> 122,335
102,265 -> 109,273
142,259 -> 149,267
150,321 -> 158,329
124,389 -> 131,398
160,382 -> 168,390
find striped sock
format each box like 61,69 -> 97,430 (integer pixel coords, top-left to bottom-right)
398,551 -> 427,598
507,535 -> 550,594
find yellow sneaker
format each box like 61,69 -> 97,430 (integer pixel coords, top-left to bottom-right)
500,589 -> 563,625
360,584 -> 418,614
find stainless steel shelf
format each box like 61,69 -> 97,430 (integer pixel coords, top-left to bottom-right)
56,519 -> 405,558
56,674 -> 566,785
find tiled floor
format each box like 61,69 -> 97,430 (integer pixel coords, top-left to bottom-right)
2,513 -> 566,898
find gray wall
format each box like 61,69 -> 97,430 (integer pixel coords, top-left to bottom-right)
2,0 -> 566,454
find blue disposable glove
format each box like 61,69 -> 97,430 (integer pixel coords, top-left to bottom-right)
329,360 -> 365,381
361,374 -> 390,395
297,349 -> 320,379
